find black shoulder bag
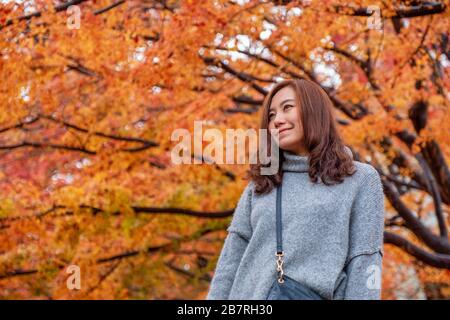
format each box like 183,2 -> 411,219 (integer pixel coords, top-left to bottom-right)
266,184 -> 326,300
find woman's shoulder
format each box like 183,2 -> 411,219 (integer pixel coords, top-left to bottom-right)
352,160 -> 380,178
242,180 -> 255,195
237,180 -> 256,205
330,160 -> 381,194
352,160 -> 379,176
343,146 -> 380,184
350,160 -> 383,192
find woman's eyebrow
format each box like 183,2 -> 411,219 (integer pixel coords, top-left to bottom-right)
269,99 -> 295,112
280,98 -> 295,106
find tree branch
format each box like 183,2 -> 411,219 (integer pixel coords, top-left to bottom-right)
0,203 -> 235,226
0,224 -> 224,279
0,0 -> 90,30
382,178 -> 450,254
331,2 -> 447,18
93,0 -> 126,15
0,113 -> 159,153
384,231 -> 450,269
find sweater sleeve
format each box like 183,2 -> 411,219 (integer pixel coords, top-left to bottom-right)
343,167 -> 385,300
206,182 -> 253,300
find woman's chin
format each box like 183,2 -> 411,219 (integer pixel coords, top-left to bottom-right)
278,137 -> 293,149
279,139 -> 302,153
279,143 -> 294,152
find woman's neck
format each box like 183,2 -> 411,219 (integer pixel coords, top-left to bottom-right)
281,150 -> 310,172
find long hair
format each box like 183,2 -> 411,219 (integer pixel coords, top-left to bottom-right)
247,79 -> 356,195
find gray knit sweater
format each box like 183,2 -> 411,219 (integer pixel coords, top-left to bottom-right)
206,148 -> 385,300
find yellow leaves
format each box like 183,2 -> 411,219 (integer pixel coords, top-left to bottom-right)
104,186 -> 133,216
52,186 -> 86,212
0,198 -> 15,218
335,81 -> 370,104
75,170 -> 135,215
429,94 -> 445,107
120,215 -> 142,239
164,183 -> 201,210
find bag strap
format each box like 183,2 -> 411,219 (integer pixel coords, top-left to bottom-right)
275,184 -> 285,283
276,184 -> 283,254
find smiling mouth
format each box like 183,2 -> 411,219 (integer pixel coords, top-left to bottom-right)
279,128 -> 291,135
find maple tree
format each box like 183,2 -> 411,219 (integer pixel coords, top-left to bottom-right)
0,0 -> 449,299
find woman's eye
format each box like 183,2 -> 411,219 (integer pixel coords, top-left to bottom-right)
269,113 -> 275,120
284,104 -> 293,110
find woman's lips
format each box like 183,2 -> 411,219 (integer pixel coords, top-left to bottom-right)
279,128 -> 291,135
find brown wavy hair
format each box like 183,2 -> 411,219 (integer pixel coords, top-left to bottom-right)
247,79 -> 356,195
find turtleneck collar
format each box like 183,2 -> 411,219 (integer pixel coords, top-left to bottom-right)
282,150 -> 310,173
281,146 -> 353,173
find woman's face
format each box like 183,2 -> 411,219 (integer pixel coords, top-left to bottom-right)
267,86 -> 307,155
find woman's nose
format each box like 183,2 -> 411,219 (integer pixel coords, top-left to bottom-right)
273,114 -> 286,127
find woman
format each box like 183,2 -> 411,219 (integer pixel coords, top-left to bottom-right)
206,79 -> 385,300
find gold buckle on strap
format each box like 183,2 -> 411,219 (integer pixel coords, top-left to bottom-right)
275,251 -> 285,283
